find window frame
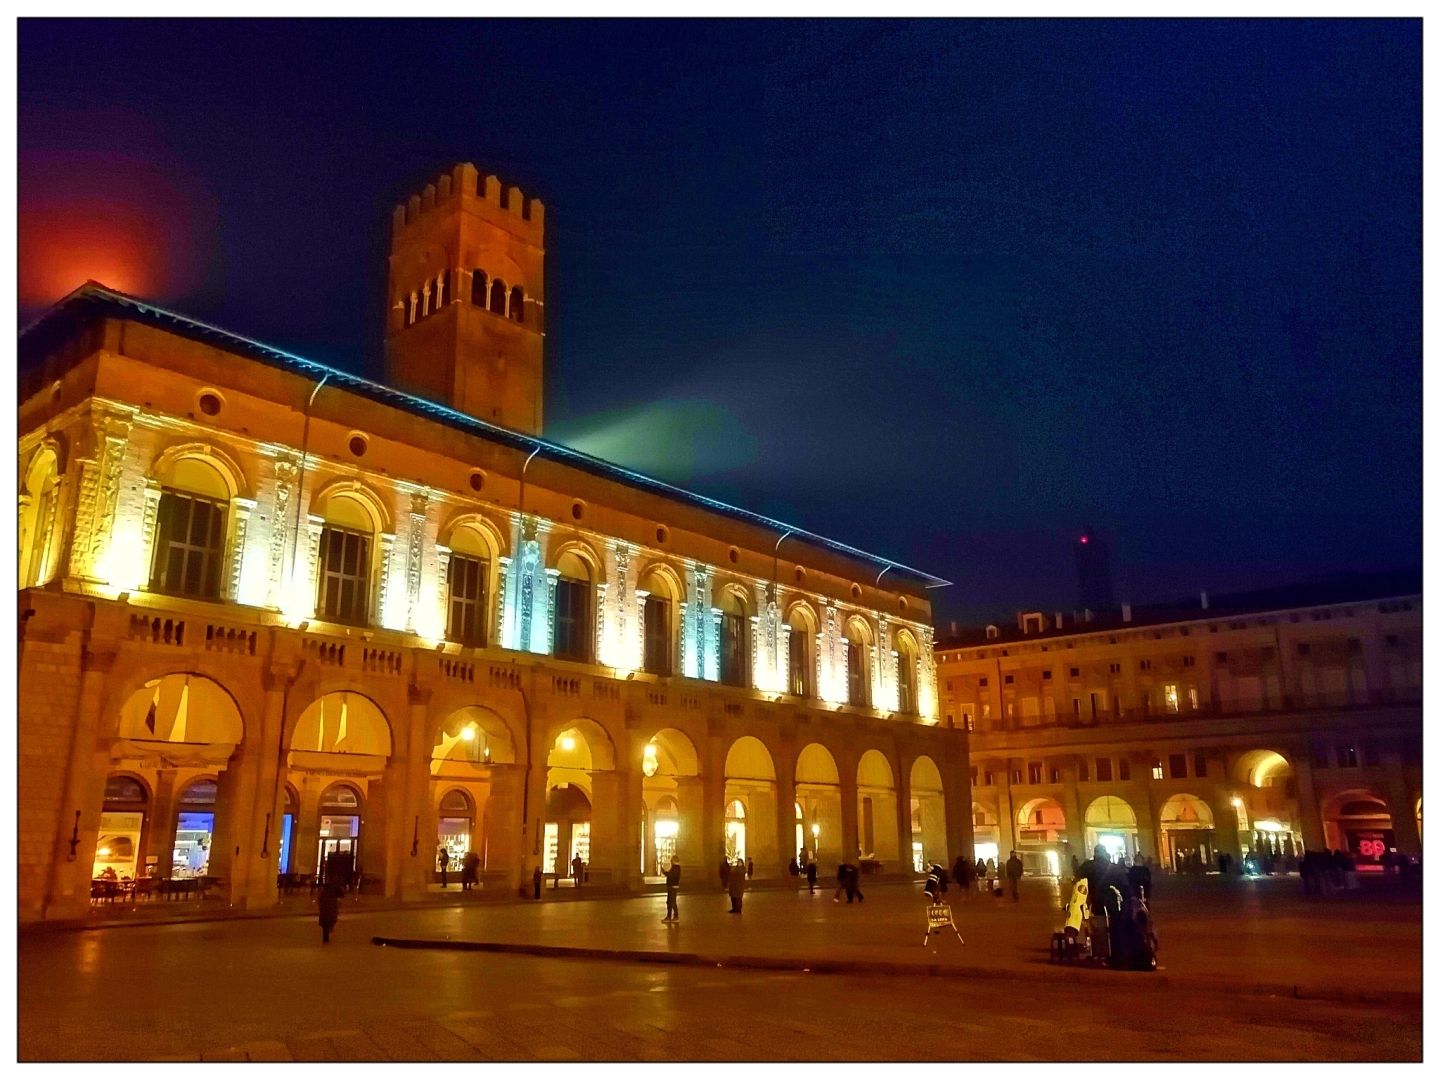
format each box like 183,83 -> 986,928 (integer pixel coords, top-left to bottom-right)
446,552 -> 490,647
149,487 -> 228,601
317,524 -> 373,626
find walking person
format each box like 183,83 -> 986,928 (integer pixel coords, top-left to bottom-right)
728,858 -> 746,913
461,849 -> 479,892
437,846 -> 451,889
571,853 -> 584,888
1005,850 -> 1024,903
954,855 -> 972,900
805,859 -> 818,895
663,858 -> 682,922
317,879 -> 341,944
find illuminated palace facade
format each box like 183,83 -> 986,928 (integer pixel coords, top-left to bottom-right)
18,164 -> 965,920
938,576 -> 1422,874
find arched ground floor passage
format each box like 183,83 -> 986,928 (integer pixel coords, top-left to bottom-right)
32,654 -> 966,919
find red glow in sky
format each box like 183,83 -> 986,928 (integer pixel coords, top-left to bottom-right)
19,150 -> 211,313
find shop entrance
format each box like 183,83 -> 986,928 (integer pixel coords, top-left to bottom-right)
94,774 -> 149,882
173,778 -> 218,878
316,783 -> 363,885
1084,796 -> 1138,862
1160,794 -> 1216,872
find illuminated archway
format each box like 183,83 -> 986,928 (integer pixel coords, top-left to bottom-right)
724,736 -> 776,874
795,742 -> 841,863
18,445 -> 60,589
639,727 -> 700,877
909,756 -> 946,872
972,801 -> 1000,865
544,719 -> 614,879
856,749 -> 899,863
1084,795 -> 1137,863
1323,790 -> 1394,867
1159,794 -> 1216,872
429,706 -> 519,879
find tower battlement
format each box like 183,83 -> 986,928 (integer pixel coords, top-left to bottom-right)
384,162 -> 547,435
390,163 -> 545,244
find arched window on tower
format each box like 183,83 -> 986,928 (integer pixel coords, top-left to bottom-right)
509,285 -> 525,324
433,271 -> 447,309
471,270 -> 488,306
407,291 -> 419,327
489,279 -> 507,315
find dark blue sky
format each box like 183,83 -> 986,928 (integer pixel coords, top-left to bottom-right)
19,19 -> 1421,624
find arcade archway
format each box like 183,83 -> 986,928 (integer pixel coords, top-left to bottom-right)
1084,795 -> 1137,862
639,728 -> 701,878
1159,794 -> 1216,872
909,756 -> 946,873
795,742 -> 841,865
857,749 -> 899,864
724,736 -> 776,874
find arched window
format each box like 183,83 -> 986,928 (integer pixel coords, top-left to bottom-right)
433,271 -> 447,309
786,606 -> 816,698
896,635 -> 919,714
317,491 -> 380,626
509,285 -> 525,324
725,799 -> 747,861
446,525 -> 494,647
19,446 -> 60,589
151,456 -> 230,600
470,270 -> 487,306
719,589 -> 750,688
845,619 -> 872,708
639,568 -> 677,676
489,279 -> 507,315
552,550 -> 594,663
407,291 -> 419,326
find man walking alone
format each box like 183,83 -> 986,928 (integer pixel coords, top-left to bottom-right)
1005,850 -> 1024,903
663,858 -> 682,922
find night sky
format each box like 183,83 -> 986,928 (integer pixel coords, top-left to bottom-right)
18,19 -> 1421,625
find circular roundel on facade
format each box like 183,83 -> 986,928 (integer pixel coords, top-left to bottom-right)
899,596 -> 909,614
50,380 -> 63,405
655,525 -> 669,545
794,566 -> 806,584
196,388 -> 225,417
851,582 -> 862,600
570,499 -> 586,521
728,546 -> 740,564
348,432 -> 370,458
468,469 -> 486,493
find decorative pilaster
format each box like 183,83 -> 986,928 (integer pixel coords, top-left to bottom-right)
613,542 -> 631,667
266,455 -> 298,609
780,623 -> 792,693
677,600 -> 688,675
377,531 -> 399,628
518,537 -> 540,651
595,581 -> 609,664
543,567 -> 561,654
497,555 -> 514,647
137,479 -> 164,585
749,614 -> 761,690
708,608 -> 722,682
68,408 -> 133,583
227,497 -> 255,603
403,491 -> 428,632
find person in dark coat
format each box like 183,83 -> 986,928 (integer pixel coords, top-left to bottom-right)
571,854 -> 584,887
437,846 -> 451,889
663,858 -> 682,922
1005,850 -> 1024,903
954,855 -> 972,900
317,880 -> 341,944
728,859 -> 746,913
844,862 -> 865,904
532,864 -> 543,900
1127,856 -> 1153,900
461,850 -> 479,892
720,856 -> 732,890
924,863 -> 947,902
746,856 -> 754,879
805,859 -> 818,894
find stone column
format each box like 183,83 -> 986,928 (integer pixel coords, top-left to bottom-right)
675,775 -> 706,873
839,756 -> 860,863
1381,753 -> 1420,854
209,743 -> 262,906
773,738 -> 798,875
995,760 -> 1017,856
1293,756 -> 1326,851
44,648 -> 115,918
588,768 -> 634,887
293,780 -> 323,878
895,751 -> 915,873
482,765 -> 523,890
397,685 -> 434,900
240,670 -> 291,908
1061,756 -> 1085,855
148,769 -> 180,879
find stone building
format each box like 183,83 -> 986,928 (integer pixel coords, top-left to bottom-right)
937,572 -> 1421,874
17,163 -> 964,921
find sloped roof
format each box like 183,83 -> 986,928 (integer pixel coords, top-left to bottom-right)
937,567 -> 1421,649
20,282 -> 951,591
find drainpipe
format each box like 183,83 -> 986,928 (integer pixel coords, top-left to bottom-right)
286,374 -> 330,596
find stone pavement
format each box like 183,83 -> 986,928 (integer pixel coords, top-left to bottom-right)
356,873 -> 1421,1002
19,914 -> 1421,1062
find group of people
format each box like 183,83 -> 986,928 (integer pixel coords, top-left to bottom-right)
435,847 -> 483,891
940,853 -> 1024,900
1059,845 -> 1159,970
1299,848 -> 1362,895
